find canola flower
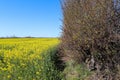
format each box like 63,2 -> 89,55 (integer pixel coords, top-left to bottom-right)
0,38 -> 59,80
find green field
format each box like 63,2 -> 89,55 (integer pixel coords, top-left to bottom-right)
0,38 -> 60,80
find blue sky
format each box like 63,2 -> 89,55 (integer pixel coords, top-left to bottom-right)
0,0 -> 62,37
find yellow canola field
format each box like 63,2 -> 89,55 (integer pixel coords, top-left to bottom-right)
0,38 -> 59,80
0,38 -> 59,59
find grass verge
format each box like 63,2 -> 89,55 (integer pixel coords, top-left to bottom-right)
40,45 -> 64,80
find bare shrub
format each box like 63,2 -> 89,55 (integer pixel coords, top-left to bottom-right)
60,0 -> 120,63
60,0 -> 120,79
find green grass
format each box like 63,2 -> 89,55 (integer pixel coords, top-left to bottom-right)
63,60 -> 92,80
40,46 -> 64,80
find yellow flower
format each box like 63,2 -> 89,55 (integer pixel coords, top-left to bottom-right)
36,71 -> 40,75
2,68 -> 7,71
7,75 -> 11,78
18,76 -> 22,79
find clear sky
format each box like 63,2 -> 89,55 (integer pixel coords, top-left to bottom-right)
0,0 -> 62,37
